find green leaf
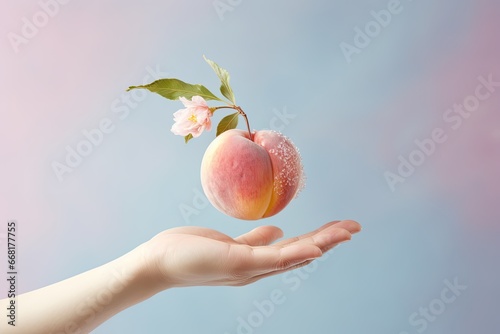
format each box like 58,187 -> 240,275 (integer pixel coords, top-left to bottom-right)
216,112 -> 239,137
127,78 -> 223,102
203,55 -> 236,104
184,134 -> 194,144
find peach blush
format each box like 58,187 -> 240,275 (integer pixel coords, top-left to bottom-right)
200,129 -> 305,220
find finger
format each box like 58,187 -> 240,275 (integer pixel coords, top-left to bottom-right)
239,258 -> 316,285
276,243 -> 325,270
246,243 -> 322,274
273,221 -> 341,246
226,257 -> 316,286
157,226 -> 237,243
250,227 -> 350,271
335,220 -> 362,234
235,226 -> 284,246
247,227 -> 352,272
227,228 -> 353,285
234,228 -> 352,284
290,226 -> 352,253
274,220 -> 361,247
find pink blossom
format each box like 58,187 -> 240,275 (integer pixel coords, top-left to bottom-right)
171,96 -> 213,138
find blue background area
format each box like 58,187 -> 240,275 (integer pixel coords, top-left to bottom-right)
2,0 -> 499,333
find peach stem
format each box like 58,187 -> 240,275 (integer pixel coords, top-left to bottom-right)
213,105 -> 253,140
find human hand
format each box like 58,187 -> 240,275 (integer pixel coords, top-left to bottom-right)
142,220 -> 361,289
0,220 -> 360,334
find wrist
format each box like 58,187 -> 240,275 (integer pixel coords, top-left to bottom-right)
115,243 -> 170,299
136,233 -> 187,290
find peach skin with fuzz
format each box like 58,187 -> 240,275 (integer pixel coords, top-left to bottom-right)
200,129 -> 305,220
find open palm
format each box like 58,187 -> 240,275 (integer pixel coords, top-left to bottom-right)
145,220 -> 361,288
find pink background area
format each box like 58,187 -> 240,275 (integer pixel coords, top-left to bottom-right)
1,1 -> 499,333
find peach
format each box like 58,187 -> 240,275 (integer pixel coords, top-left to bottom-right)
200,129 -> 305,220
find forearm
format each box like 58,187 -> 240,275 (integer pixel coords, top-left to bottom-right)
0,221 -> 360,333
0,244 -> 162,334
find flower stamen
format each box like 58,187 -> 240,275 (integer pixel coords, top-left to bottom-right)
188,114 -> 198,123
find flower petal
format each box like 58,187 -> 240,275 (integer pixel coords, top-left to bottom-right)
171,96 -> 213,138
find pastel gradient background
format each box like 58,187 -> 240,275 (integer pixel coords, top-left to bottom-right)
1,0 -> 499,333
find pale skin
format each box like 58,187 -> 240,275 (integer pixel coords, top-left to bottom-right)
0,220 -> 361,333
